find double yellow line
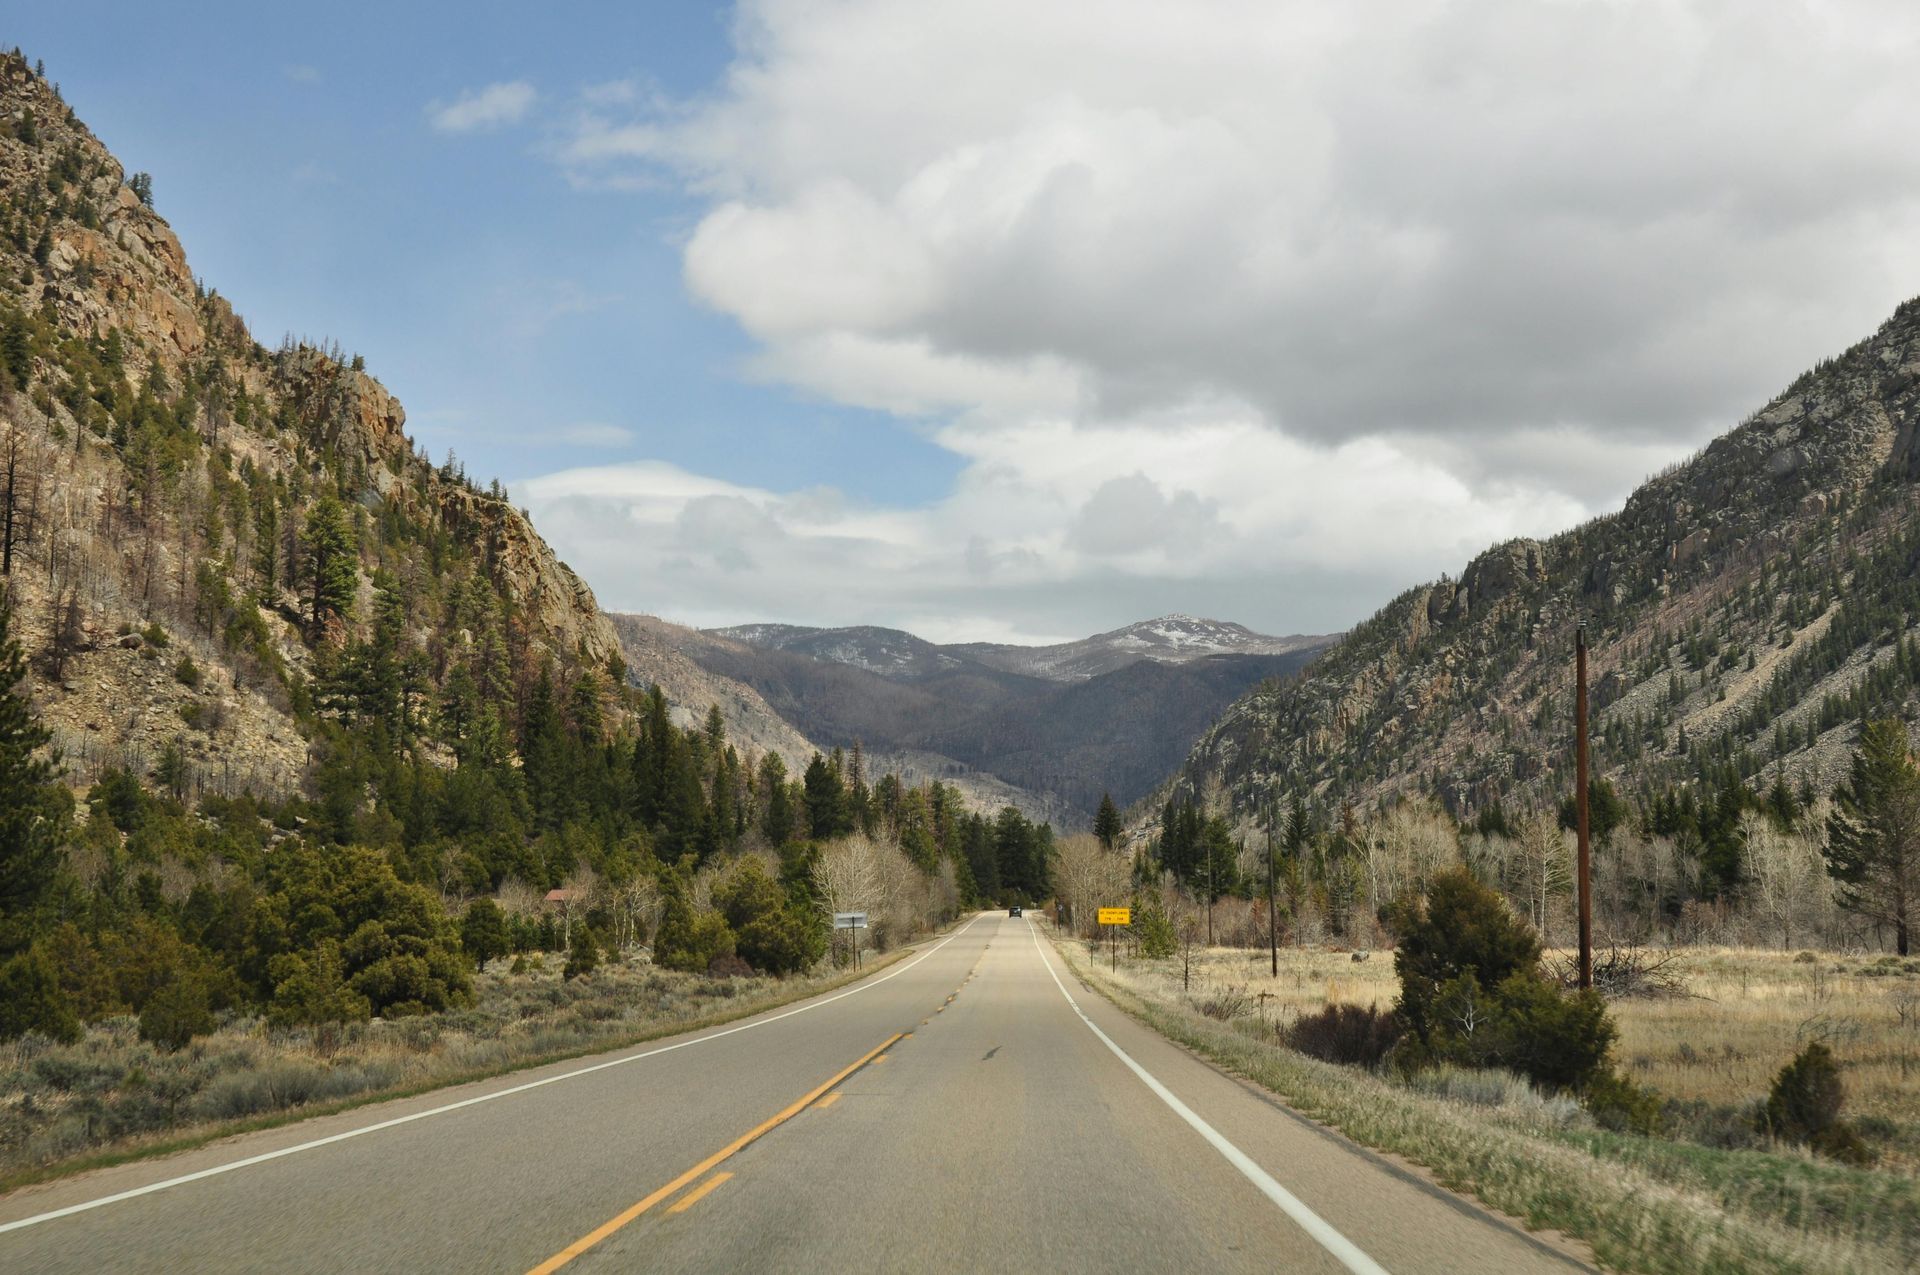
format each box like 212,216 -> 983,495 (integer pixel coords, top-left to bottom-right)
526,1033 -> 903,1274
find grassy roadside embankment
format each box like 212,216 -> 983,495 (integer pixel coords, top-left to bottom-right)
0,939 -> 929,1195
1052,933 -> 1920,1275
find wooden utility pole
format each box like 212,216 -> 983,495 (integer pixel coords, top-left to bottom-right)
1575,620 -> 1593,990
2,430 -> 15,576
1205,835 -> 1215,947
1266,797 -> 1279,978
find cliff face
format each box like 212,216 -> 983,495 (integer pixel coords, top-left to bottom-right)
1171,294 -> 1920,825
0,53 -> 618,793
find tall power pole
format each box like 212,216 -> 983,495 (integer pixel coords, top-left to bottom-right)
1575,620 -> 1593,990
1266,793 -> 1279,978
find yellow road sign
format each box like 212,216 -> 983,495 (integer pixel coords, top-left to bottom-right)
1097,907 -> 1131,926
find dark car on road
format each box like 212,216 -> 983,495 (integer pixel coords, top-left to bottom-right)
1008,904 -> 1023,917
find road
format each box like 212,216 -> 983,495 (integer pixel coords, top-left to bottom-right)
0,914 -> 1590,1273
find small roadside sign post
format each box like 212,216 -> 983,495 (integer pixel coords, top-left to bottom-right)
1097,907 -> 1131,971
834,911 -> 869,970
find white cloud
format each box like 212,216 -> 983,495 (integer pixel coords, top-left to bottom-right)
284,65 -> 322,85
570,1 -> 1920,460
428,81 -> 537,134
534,0 -> 1920,637
519,411 -> 1584,639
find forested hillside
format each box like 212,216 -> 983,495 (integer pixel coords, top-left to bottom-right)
1150,291 -> 1920,946
1175,295 -> 1920,821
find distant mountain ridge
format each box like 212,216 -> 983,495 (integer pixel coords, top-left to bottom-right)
660,614 -> 1332,818
709,614 -> 1330,684
957,614 -> 1329,681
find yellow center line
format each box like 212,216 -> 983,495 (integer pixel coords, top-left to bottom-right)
666,1172 -> 732,1215
525,1032 -> 902,1274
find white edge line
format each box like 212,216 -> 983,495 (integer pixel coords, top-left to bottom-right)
1025,920 -> 1390,1275
0,914 -> 987,1236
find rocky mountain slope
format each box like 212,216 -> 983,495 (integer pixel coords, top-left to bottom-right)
1168,294 -> 1920,827
665,614 -> 1325,817
0,53 -> 620,796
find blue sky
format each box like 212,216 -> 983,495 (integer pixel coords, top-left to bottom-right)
10,3 -> 1920,643
5,2 -> 957,505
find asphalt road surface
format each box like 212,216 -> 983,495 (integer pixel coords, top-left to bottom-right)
0,914 -> 1591,1273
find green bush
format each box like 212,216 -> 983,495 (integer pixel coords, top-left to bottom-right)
713,858 -> 825,975
1759,1042 -> 1873,1164
654,882 -> 735,973
173,654 -> 199,687
1395,868 -> 1619,1094
563,929 -> 599,981
1393,867 -> 1541,1041
1583,1068 -> 1665,1135
0,947 -> 82,1043
138,973 -> 216,1051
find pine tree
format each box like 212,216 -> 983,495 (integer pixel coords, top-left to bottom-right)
1827,718 -> 1920,955
1094,792 -> 1121,850
302,496 -> 357,631
0,587 -> 61,956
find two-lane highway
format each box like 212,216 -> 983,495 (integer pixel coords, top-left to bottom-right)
0,915 -> 1591,1272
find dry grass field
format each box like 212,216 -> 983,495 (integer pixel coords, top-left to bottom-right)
1121,942 -> 1920,1160
1066,935 -> 1920,1274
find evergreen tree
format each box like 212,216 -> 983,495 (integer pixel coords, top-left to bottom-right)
1827,718 -> 1920,955
1094,792 -> 1121,851
0,588 -> 62,956
759,751 -> 791,844
803,752 -> 849,840
302,496 -> 357,630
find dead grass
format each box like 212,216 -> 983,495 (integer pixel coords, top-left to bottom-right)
1143,944 -> 1920,1148
1060,936 -> 1920,1275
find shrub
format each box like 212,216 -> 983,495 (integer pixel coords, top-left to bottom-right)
706,953 -> 754,979
138,973 -> 215,1051
736,906 -> 826,976
1393,867 -> 1618,1094
173,654 -> 199,687
1393,867 -> 1540,1041
563,929 -> 599,981
654,884 -> 735,973
1759,1042 -> 1873,1164
1286,1003 -> 1402,1068
1194,985 -> 1253,1020
1583,1069 -> 1664,1135
715,858 -> 826,974
0,947 -> 82,1044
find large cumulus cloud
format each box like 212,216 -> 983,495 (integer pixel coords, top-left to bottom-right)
531,0 -> 1920,638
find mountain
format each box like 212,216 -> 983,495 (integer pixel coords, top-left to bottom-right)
956,614 -> 1329,681
1166,294 -> 1920,829
711,614 -> 1328,684
707,622 -> 971,681
0,54 -> 620,796
664,614 -> 1330,817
